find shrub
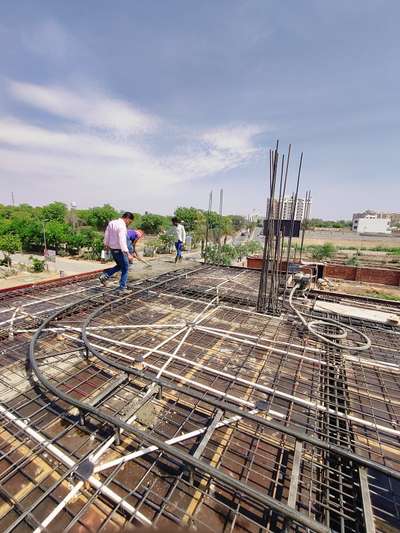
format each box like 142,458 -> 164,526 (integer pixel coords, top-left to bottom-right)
310,242 -> 336,261
204,244 -> 238,266
158,233 -> 175,253
31,257 -> 46,272
345,256 -> 359,266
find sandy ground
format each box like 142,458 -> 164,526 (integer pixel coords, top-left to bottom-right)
256,228 -> 400,248
322,278 -> 400,300
298,230 -> 400,248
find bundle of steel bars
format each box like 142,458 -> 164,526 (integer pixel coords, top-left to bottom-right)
257,142 -> 304,314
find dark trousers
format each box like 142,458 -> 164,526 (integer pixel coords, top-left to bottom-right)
175,240 -> 183,258
103,250 -> 129,288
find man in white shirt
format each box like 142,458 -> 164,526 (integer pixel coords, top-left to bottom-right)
171,217 -> 186,263
99,212 -> 134,292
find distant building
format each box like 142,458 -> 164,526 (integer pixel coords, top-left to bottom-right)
352,211 -> 391,234
268,196 -> 312,221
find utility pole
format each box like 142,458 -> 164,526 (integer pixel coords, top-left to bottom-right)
218,188 -> 224,247
70,201 -> 77,230
42,220 -> 48,254
11,192 -> 15,206
204,190 -> 213,256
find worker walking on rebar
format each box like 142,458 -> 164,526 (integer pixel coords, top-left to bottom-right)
99,212 -> 134,293
171,217 -> 186,263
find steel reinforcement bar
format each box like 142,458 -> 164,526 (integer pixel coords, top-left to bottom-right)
26,270 -> 400,532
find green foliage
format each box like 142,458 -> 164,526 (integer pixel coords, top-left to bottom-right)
140,213 -> 169,234
132,212 -> 142,229
205,211 -> 222,230
65,231 -> 86,255
85,204 -> 119,231
88,235 -> 104,259
158,233 -> 175,253
31,257 -> 46,272
174,207 -> 201,233
367,246 -> 400,255
229,215 -> 247,231
307,218 -> 352,229
204,212 -> 235,243
345,255 -> 360,266
309,242 -> 336,261
363,291 -> 400,302
191,212 -> 206,248
234,240 -> 263,260
44,221 -> 72,250
0,219 -> 11,235
204,244 -> 238,266
42,202 -> 67,223
232,241 -> 263,261
0,234 -> 21,266
0,202 -> 263,264
219,216 -> 234,243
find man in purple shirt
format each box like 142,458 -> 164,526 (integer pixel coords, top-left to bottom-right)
99,212 -> 134,293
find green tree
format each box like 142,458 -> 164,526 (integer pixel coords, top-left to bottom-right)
65,231 -> 87,255
140,213 -> 169,234
42,202 -> 67,223
229,215 -> 247,232
9,217 -> 43,250
205,211 -> 222,230
44,221 -> 71,250
307,218 -> 352,229
86,204 -> 119,230
191,211 -> 207,249
132,212 -> 142,230
219,216 -> 234,244
174,207 -> 201,233
87,235 -> 104,259
0,234 -> 21,267
0,219 -> 11,236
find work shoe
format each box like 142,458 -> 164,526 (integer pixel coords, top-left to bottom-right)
116,287 -> 130,296
99,273 -> 109,286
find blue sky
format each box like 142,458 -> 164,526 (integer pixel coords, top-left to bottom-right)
0,0 -> 399,218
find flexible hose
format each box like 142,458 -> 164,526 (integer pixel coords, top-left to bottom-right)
289,284 -> 371,351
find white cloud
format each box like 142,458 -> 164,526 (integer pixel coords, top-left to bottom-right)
0,117 -> 135,159
201,124 -> 264,153
9,81 -> 159,135
0,81 -> 266,205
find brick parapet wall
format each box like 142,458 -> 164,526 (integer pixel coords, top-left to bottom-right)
247,256 -> 400,287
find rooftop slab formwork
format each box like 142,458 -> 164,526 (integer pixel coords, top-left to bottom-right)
0,265 -> 399,533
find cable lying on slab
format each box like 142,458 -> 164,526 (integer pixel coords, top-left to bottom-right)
289,281 -> 372,352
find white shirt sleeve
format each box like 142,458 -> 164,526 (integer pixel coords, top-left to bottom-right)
104,223 -> 110,247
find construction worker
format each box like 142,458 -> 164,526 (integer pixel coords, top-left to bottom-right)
99,212 -> 134,293
127,229 -> 151,267
171,217 -> 186,263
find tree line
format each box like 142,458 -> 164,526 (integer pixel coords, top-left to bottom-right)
0,202 -> 254,265
304,218 -> 352,229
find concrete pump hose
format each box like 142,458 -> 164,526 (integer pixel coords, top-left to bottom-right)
289,284 -> 371,352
